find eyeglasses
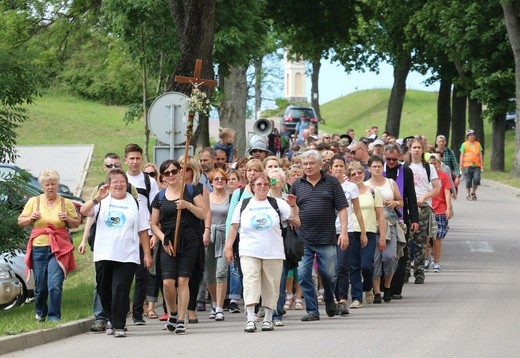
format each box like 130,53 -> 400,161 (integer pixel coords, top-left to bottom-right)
350,150 -> 357,155
213,177 -> 226,182
350,171 -> 364,177
104,163 -> 121,169
385,158 -> 398,162
144,171 -> 156,178
370,165 -> 383,169
251,149 -> 265,154
162,169 -> 179,176
111,180 -> 127,185
302,161 -> 317,167
254,182 -> 270,187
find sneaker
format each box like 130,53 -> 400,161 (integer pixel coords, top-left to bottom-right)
301,313 -> 320,322
433,263 -> 441,272
215,311 -> 225,321
244,320 -> 257,333
159,313 -> 169,321
209,308 -> 216,319
106,322 -> 114,335
415,276 -> 424,284
35,314 -> 45,322
174,322 -> 186,335
273,320 -> 284,327
229,302 -> 241,314
392,294 -> 403,300
114,329 -> 126,338
133,316 -> 146,326
364,290 -> 374,305
383,288 -> 392,303
325,302 -> 337,317
90,320 -> 107,332
425,256 -> 431,271
166,315 -> 177,332
336,303 -> 349,316
261,320 -> 274,331
373,293 -> 382,304
349,300 -> 363,309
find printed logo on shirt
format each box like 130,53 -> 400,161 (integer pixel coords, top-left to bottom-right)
105,210 -> 126,228
250,213 -> 273,231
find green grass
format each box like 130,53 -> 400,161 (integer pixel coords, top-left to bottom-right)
0,232 -> 94,336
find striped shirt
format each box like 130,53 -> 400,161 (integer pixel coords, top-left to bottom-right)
291,172 -> 348,245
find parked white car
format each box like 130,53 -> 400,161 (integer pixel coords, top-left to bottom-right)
0,263 -> 22,309
0,249 -> 35,307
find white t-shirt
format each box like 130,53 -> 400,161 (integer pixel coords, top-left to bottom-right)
127,171 -> 159,234
93,193 -> 150,264
409,162 -> 438,206
336,180 -> 358,233
231,197 -> 290,260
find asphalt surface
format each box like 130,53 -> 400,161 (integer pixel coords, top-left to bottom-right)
1,179 -> 520,357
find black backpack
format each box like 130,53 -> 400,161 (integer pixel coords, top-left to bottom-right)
239,196 -> 303,270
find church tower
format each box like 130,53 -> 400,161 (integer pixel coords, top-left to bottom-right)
284,52 -> 307,103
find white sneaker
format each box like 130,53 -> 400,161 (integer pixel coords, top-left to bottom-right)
425,256 -> 432,271
273,320 -> 284,327
114,329 -> 126,338
433,263 -> 441,272
349,300 -> 363,309
106,322 -> 114,335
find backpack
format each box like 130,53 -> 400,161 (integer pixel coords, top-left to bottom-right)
239,196 -> 303,270
88,194 -> 139,251
158,183 -> 195,204
135,172 -> 152,212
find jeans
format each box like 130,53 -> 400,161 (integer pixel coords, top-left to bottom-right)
32,246 -> 64,321
335,238 -> 350,301
348,232 -> 377,302
227,260 -> 242,301
93,280 -> 107,322
273,264 -> 288,321
298,244 -> 338,316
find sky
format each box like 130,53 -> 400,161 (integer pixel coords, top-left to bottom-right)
315,60 -> 438,105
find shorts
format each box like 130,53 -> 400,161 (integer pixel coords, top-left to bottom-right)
160,245 -> 200,279
464,166 -> 481,188
435,214 -> 448,239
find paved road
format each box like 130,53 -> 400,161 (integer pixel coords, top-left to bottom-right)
5,182 -> 520,357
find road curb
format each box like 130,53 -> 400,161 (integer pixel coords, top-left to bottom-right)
0,317 -> 94,355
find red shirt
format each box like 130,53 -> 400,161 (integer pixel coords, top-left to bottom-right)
432,170 -> 450,215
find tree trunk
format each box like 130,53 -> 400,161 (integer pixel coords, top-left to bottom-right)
167,0 -> 216,150
502,3 -> 520,177
468,98 -> 484,150
450,84 -> 467,158
436,76 -> 452,142
254,57 -> 262,120
218,66 -> 248,156
386,56 -> 411,138
311,60 -> 322,123
491,112 -> 506,171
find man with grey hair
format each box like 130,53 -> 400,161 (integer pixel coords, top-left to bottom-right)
291,150 -> 350,321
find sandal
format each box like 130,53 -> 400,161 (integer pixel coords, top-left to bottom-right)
471,193 -> 477,201
283,299 -> 293,310
294,301 -> 304,310
466,195 -> 472,201
147,310 -> 158,319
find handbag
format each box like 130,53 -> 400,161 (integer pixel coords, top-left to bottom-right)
283,226 -> 304,270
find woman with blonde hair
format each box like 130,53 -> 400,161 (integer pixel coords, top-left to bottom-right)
18,169 -> 80,322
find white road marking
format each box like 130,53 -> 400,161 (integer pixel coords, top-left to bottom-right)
464,241 -> 495,253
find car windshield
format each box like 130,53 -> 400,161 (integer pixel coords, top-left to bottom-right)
289,109 -> 314,119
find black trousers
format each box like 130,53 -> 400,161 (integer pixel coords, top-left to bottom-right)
132,246 -> 148,318
96,260 -> 137,329
390,234 -> 410,296
188,246 -> 205,311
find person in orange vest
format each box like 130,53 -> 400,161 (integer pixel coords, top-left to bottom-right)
459,129 -> 483,201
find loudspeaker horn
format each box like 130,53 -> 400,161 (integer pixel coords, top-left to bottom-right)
253,118 -> 273,136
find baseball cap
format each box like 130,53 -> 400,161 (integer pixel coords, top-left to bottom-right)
466,129 -> 475,137
427,153 -> 441,162
373,139 -> 384,146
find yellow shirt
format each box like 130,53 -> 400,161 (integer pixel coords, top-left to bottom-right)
21,195 -> 78,246
352,187 -> 383,233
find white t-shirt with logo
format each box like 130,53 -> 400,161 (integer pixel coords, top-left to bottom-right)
93,193 -> 150,264
231,197 -> 290,259
336,180 -> 358,233
409,162 -> 438,206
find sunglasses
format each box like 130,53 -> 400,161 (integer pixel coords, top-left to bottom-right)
350,150 -> 357,155
104,163 -> 121,169
144,171 -> 157,178
350,171 -> 364,177
213,177 -> 226,182
385,158 -> 399,162
162,169 -> 179,176
254,182 -> 270,187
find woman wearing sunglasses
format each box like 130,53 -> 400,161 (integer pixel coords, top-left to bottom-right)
347,161 -> 386,308
150,160 -> 206,335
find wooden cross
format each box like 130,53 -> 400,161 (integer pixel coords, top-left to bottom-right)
174,59 -> 217,90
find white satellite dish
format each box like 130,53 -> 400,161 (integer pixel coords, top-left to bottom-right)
148,92 -> 190,145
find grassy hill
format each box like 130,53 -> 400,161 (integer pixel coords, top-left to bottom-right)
16,89 -> 520,195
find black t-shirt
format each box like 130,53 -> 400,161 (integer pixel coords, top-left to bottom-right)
151,185 -> 202,251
